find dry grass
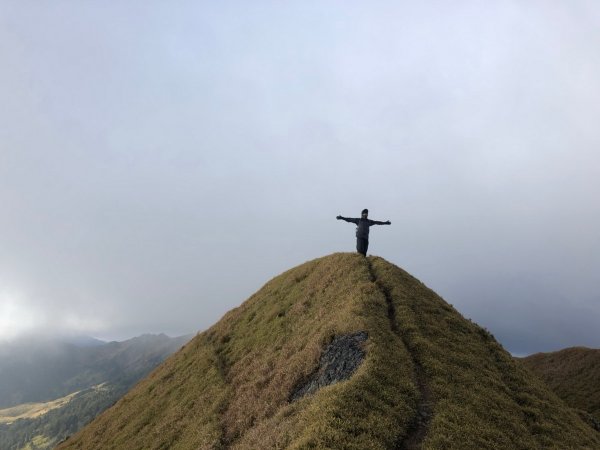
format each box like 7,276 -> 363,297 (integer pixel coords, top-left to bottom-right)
369,257 -> 600,449
58,253 -> 600,449
0,391 -> 80,424
521,347 -> 600,421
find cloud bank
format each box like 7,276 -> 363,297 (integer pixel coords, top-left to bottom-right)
1,1 -> 599,352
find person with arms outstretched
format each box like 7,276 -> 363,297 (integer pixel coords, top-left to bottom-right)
336,209 -> 391,256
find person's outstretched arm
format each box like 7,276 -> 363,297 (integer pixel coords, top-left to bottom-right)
336,215 -> 359,224
369,219 -> 391,225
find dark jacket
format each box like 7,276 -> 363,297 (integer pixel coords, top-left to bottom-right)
338,216 -> 390,239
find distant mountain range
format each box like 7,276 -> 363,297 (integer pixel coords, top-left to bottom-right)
0,333 -> 192,450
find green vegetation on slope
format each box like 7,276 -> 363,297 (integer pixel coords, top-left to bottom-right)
0,333 -> 190,409
58,254 -> 600,449
521,347 -> 600,422
0,335 -> 190,450
0,383 -> 122,450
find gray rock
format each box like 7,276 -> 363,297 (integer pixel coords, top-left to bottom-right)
290,331 -> 368,401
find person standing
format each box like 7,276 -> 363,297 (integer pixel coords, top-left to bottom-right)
336,209 -> 391,256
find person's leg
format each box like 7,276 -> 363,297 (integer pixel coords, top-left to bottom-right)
356,238 -> 367,256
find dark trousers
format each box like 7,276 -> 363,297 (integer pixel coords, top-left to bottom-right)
356,238 -> 369,256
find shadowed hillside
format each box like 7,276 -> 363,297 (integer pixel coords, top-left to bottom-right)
0,334 -> 191,450
58,253 -> 600,449
521,347 -> 600,425
0,334 -> 191,409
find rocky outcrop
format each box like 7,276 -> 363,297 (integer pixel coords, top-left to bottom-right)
290,331 -> 368,401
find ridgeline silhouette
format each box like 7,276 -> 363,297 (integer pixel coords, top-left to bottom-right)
58,254 -> 600,449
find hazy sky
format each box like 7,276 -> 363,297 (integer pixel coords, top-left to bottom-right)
1,1 -> 599,354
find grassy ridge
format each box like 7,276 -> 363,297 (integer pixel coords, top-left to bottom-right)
521,347 -> 600,422
370,257 -> 600,448
58,254 -> 600,449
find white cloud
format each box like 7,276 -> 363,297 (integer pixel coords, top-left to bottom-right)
0,292 -> 43,340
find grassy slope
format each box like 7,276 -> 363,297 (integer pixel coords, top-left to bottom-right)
369,257 -> 599,448
521,347 -> 600,421
58,254 -> 600,449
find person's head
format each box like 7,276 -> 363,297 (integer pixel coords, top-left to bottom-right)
361,208 -> 368,218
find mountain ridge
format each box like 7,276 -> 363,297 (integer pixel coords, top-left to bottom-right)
58,253 -> 600,449
0,333 -> 192,408
521,346 -> 600,425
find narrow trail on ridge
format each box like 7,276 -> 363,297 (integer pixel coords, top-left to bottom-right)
366,257 -> 433,450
